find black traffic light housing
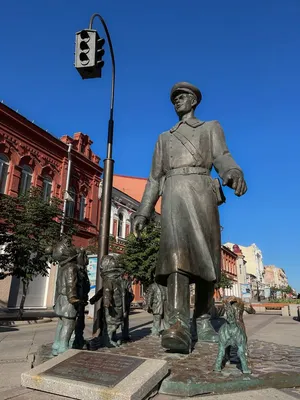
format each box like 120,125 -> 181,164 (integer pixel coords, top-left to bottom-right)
75,29 -> 105,79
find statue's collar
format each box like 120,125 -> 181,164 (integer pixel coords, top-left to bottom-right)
170,118 -> 205,133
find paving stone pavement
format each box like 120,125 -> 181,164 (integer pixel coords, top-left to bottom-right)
34,329 -> 300,397
1,313 -> 300,399
156,388 -> 300,399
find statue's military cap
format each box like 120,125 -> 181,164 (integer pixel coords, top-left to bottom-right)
170,82 -> 202,105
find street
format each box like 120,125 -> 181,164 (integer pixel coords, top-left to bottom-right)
0,311 -> 300,399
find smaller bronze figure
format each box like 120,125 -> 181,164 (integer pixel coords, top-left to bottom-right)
121,272 -> 134,342
145,281 -> 169,336
51,238 -> 81,356
72,247 -> 90,349
214,301 -> 251,374
101,255 -> 126,347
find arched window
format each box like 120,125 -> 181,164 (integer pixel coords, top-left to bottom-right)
66,187 -> 76,218
19,165 -> 32,195
118,213 -> 124,238
42,175 -> 52,202
0,154 -> 9,194
79,195 -> 86,221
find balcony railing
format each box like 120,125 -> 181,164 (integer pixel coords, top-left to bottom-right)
115,237 -> 127,245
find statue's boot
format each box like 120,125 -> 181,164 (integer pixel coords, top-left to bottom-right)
161,320 -> 191,353
161,272 -> 191,354
193,314 -> 219,343
193,279 -> 218,342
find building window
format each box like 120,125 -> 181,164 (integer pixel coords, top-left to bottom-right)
19,165 -> 32,195
118,213 -> 124,237
66,187 -> 76,218
125,223 -> 130,237
0,154 -> 9,194
42,175 -> 52,203
140,283 -> 144,298
113,219 -> 118,237
79,195 -> 86,221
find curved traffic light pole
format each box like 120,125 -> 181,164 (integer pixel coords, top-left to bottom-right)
89,13 -> 116,335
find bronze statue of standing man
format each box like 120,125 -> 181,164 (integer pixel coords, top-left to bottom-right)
133,82 -> 247,353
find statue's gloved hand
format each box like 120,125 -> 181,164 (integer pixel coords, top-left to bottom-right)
133,216 -> 147,239
222,169 -> 247,197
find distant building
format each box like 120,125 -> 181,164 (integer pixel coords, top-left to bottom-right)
113,174 -> 162,214
220,245 -> 239,298
224,243 -> 264,282
264,265 -> 288,289
112,174 -> 161,304
231,244 -> 248,292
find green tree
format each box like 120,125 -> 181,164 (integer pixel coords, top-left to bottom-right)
0,188 -> 74,316
118,221 -> 161,287
281,285 -> 293,295
214,272 -> 233,298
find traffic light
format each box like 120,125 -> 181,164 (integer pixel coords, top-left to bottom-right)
75,29 -> 105,79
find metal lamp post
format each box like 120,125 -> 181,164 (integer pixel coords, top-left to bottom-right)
74,13 -> 116,335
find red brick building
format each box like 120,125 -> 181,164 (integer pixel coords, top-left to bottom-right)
0,102 -> 102,308
214,245 -> 239,300
0,102 -> 102,247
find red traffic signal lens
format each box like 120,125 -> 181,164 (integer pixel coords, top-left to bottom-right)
80,30 -> 90,42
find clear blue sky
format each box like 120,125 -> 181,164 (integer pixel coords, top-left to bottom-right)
1,1 -> 299,291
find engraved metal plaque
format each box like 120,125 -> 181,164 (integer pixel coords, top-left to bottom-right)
42,352 -> 145,387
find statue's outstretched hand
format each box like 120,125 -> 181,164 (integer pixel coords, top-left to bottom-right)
133,216 -> 147,239
222,170 -> 247,197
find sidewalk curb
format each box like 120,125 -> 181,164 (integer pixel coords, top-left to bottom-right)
0,317 -> 56,327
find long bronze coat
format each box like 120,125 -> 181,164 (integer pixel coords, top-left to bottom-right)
137,118 -> 243,285
54,260 -> 78,319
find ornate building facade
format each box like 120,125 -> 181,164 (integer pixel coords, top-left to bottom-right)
0,102 -> 102,308
219,245 -> 239,298
224,242 -> 264,283
264,265 -> 288,289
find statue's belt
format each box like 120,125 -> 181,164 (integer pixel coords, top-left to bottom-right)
159,166 -> 209,196
159,166 -> 225,205
165,166 -> 209,179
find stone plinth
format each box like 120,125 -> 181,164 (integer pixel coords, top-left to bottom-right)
21,349 -> 168,400
32,334 -> 300,398
97,337 -> 300,397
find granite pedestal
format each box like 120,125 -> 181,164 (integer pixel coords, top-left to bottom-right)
21,349 -> 168,400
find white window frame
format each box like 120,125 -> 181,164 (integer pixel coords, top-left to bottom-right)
42,175 -> 52,203
0,154 -> 9,194
79,195 -> 86,221
19,165 -> 32,195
